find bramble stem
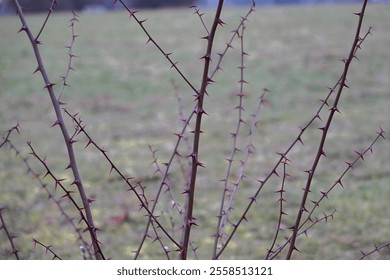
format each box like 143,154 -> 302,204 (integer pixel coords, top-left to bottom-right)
286,0 -> 369,259
12,0 -> 104,259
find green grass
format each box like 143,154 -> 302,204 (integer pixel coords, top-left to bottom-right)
0,3 -> 389,259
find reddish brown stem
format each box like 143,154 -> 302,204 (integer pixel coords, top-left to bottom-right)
286,0 -> 369,259
180,0 -> 226,260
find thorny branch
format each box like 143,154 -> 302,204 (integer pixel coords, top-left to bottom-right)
32,238 -> 62,260
12,0 -> 104,259
64,110 -> 182,251
214,0 -> 375,259
0,208 -> 20,260
286,0 -> 370,259
7,140 -> 92,259
267,128 -> 385,259
134,3 -> 256,259
180,0 -> 226,260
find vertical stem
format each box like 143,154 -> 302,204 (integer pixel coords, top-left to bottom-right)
213,24 -> 246,258
286,0 -> 368,260
180,0 -> 225,260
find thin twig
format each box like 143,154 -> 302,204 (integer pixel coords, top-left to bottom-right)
266,157 -> 290,259
8,140 -> 92,259
0,123 -> 20,150
64,110 -> 181,251
0,208 -> 20,260
359,241 -> 390,260
35,0 -> 57,42
58,11 -> 79,101
32,238 -> 62,260
116,0 -> 198,95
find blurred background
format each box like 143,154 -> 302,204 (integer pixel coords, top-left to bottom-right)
1,0 -> 390,15
1,0 -> 389,259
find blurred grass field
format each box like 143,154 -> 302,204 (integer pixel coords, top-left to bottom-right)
0,3 -> 389,259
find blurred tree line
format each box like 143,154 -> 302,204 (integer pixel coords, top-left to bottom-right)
2,0 -> 385,14
2,0 -> 195,13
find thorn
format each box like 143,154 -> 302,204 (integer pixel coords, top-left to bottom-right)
377,126 -> 385,139
217,18 -> 226,26
33,66 -> 41,74
84,140 -> 93,149
170,61 -> 179,68
109,164 -> 115,174
181,189 -> 189,195
275,189 -> 286,194
129,10 -> 139,19
32,238 -> 38,250
44,82 -> 56,89
311,200 -> 320,207
320,191 -> 329,199
54,179 -> 65,190
206,77 -> 215,84
188,217 -> 199,227
18,25 -> 27,33
249,196 -> 257,203
198,108 -> 208,116
345,161 -> 354,169
353,54 -> 360,61
70,179 -> 79,186
336,178 -> 344,188
304,169 -> 312,175
200,54 -> 211,61
139,19 -> 148,25
51,120 -> 60,127
276,152 -> 285,159
42,171 -> 50,179
340,57 -> 348,64
329,106 -> 341,114
318,126 -> 326,132
320,99 -> 329,107
87,198 -> 95,204
354,150 -> 364,160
